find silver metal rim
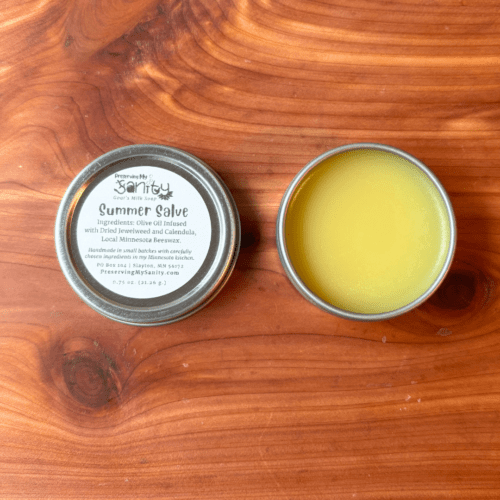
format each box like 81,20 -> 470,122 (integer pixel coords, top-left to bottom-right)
276,142 -> 457,322
55,144 -> 240,326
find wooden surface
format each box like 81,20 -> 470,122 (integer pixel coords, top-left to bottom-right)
1,0 -> 499,498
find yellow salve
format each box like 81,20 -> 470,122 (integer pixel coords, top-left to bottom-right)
285,149 -> 451,314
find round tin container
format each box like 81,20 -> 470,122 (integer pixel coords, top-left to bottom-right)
276,143 -> 456,321
55,144 -> 240,326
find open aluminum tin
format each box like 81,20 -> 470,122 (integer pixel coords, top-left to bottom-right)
55,144 -> 240,326
276,143 -> 457,321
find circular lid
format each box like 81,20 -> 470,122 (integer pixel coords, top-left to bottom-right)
55,145 -> 240,326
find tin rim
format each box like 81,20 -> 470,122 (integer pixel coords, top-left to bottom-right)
55,144 -> 240,326
276,143 -> 457,321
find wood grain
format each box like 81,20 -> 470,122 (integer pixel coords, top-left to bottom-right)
1,0 -> 500,498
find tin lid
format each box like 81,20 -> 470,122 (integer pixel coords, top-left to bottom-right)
55,145 -> 240,326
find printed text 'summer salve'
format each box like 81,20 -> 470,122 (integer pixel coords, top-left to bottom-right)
276,144 -> 456,321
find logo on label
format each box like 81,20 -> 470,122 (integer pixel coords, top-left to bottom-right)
114,173 -> 173,200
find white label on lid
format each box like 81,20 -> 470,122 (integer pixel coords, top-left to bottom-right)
76,166 -> 212,299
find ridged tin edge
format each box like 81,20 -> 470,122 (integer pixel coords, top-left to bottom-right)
55,144 -> 240,326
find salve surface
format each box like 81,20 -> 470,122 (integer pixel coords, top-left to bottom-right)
285,150 -> 451,314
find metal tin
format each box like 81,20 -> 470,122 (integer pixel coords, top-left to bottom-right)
276,143 -> 457,321
55,144 -> 240,326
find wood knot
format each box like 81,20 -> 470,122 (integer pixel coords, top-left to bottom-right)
63,350 -> 119,408
45,337 -> 122,411
239,220 -> 261,250
428,270 -> 476,310
388,254 -> 497,337
240,230 -> 259,249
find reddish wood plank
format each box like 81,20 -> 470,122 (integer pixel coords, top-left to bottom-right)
1,0 -> 499,498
